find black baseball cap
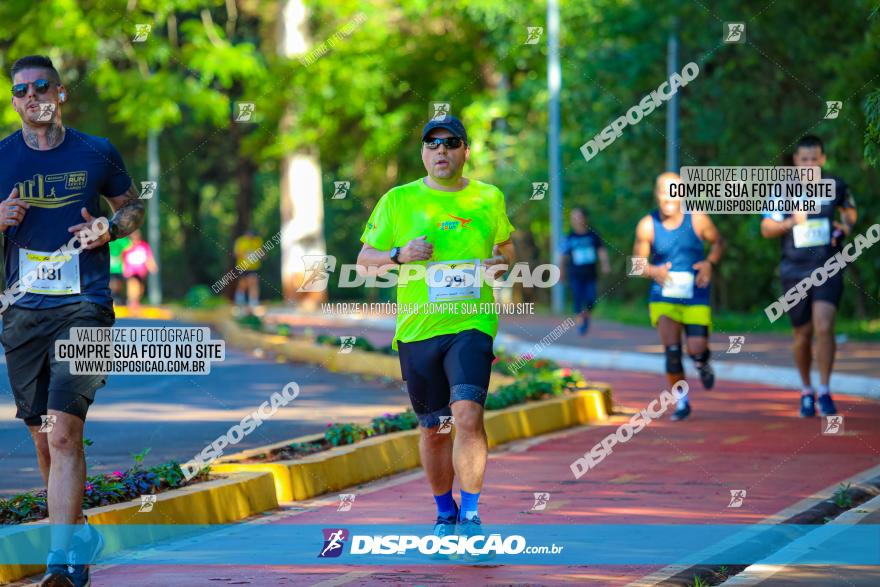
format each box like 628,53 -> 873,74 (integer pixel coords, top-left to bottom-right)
421,115 -> 468,144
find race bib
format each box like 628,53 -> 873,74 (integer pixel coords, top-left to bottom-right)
662,271 -> 695,299
18,248 -> 81,295
426,259 -> 480,302
792,219 -> 831,249
572,245 -> 596,265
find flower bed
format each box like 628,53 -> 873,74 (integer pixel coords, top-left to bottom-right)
0,448 -> 208,526
239,362 -> 586,464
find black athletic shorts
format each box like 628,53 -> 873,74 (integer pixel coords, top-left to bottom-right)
782,270 -> 844,328
397,329 -> 495,428
1,301 -> 116,425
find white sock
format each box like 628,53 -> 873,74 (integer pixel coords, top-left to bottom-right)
801,386 -> 814,396
817,384 -> 830,396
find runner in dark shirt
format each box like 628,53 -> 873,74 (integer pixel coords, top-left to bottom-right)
761,135 -> 858,418
560,207 -> 610,335
0,55 -> 146,587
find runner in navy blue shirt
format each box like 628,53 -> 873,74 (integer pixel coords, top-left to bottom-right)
0,55 -> 146,587
761,135 -> 858,418
560,207 -> 610,335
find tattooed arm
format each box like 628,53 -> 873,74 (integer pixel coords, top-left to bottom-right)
67,182 -> 145,250
105,182 -> 146,240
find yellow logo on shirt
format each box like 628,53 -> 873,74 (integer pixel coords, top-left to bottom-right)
437,214 -> 473,231
16,172 -> 86,208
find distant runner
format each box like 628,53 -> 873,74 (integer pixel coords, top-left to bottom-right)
357,114 -> 515,561
560,206 -> 610,335
108,233 -> 130,306
234,228 -> 262,307
121,229 -> 157,309
760,135 -> 857,417
633,172 -> 725,420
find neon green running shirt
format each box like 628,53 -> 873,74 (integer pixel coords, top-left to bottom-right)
360,178 -> 515,349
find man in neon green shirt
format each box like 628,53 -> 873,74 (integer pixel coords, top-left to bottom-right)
358,115 -> 515,557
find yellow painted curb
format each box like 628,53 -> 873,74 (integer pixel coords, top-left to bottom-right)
215,388 -> 608,503
0,471 -> 276,585
113,305 -> 175,320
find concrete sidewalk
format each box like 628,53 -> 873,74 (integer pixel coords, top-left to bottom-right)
263,309 -> 880,398
83,368 -> 880,586
720,494 -> 880,586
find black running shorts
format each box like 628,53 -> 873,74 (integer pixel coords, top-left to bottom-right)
781,271 -> 844,328
1,302 -> 116,425
396,329 -> 495,428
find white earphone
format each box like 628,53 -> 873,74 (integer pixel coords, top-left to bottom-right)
59,92 -> 66,102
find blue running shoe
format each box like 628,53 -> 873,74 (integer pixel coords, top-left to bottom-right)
39,550 -> 75,587
577,318 -> 589,336
431,502 -> 458,560
817,394 -> 837,416
457,516 -> 496,563
68,522 -> 103,586
800,394 -> 816,418
671,401 -> 691,421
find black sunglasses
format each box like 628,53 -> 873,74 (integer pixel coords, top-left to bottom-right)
11,79 -> 53,98
423,137 -> 465,150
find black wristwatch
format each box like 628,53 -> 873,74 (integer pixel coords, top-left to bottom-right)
390,246 -> 402,265
108,221 -> 122,242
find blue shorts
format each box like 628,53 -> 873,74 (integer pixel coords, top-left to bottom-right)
397,329 -> 494,428
569,274 -> 598,313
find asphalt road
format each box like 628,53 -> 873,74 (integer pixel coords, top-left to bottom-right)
0,316 -> 411,496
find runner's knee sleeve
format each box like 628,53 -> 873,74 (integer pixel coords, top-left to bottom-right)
665,344 -> 683,374
689,349 -> 711,364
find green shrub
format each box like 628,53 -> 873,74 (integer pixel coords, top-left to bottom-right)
183,285 -> 226,308
236,313 -> 263,331
325,422 -> 374,446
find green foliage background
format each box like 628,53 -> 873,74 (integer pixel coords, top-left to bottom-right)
0,0 -> 877,319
